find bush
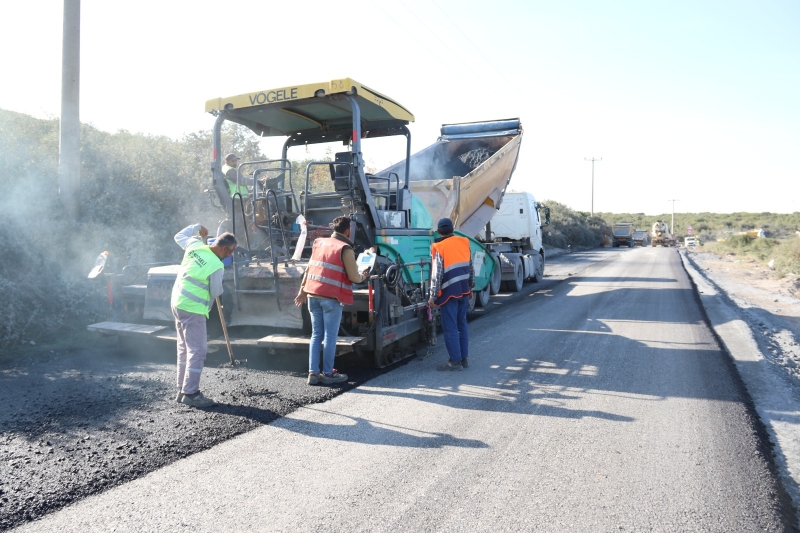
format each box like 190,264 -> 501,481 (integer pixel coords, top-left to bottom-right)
0,108 -> 263,350
774,239 -> 800,278
542,201 -> 610,249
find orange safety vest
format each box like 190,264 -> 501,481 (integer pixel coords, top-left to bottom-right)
431,235 -> 472,306
304,237 -> 354,305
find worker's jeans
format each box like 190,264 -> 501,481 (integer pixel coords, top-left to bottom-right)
439,296 -> 469,363
308,296 -> 343,375
172,306 -> 207,395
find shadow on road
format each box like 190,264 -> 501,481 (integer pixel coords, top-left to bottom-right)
278,406 -> 490,449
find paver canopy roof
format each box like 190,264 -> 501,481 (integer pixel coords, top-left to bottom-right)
205,78 -> 414,143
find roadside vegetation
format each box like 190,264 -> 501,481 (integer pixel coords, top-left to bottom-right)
0,109 -> 264,351
703,235 -> 800,279
541,200 -> 611,250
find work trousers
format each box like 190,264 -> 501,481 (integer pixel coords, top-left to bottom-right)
308,296 -> 343,375
172,306 -> 207,395
439,296 -> 469,363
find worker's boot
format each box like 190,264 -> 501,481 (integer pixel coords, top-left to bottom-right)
319,371 -> 347,385
175,390 -> 184,403
181,391 -> 216,408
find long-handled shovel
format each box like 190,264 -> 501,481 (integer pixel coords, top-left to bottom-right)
216,297 -> 245,368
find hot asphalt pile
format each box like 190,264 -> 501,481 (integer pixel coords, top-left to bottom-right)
0,343 -> 381,531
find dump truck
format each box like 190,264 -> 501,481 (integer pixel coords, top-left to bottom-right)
87,78 -> 524,368
381,126 -> 548,305
651,220 -> 674,247
612,222 -> 635,248
632,229 -> 649,247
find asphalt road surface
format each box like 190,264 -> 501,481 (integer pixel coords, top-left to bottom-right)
9,247 -> 793,532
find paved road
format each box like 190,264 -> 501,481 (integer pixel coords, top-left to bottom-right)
14,247 -> 791,532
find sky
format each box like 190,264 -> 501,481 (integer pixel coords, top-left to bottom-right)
1,0 -> 799,215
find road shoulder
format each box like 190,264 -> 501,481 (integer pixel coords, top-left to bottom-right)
680,250 -> 800,526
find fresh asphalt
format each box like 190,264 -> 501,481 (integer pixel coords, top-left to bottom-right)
6,247 -> 793,532
0,248 -> 597,531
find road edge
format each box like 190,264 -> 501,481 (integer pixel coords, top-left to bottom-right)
680,249 -> 800,530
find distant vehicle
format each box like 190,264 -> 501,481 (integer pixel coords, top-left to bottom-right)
612,222 -> 635,248
651,220 -> 675,247
632,230 -> 649,247
684,236 -> 697,247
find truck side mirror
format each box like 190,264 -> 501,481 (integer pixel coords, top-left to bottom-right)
543,207 -> 551,226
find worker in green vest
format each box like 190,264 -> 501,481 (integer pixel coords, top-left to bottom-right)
171,223 -> 237,408
218,153 -> 250,245
222,153 -> 249,198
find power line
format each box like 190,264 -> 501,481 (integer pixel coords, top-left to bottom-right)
429,0 -> 510,84
396,0 -> 479,77
369,0 -> 469,82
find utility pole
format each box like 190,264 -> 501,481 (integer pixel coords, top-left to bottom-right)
584,157 -> 602,217
60,0 -> 81,219
668,199 -> 679,234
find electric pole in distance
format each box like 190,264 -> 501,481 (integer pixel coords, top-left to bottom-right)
668,199 -> 679,236
584,157 -> 602,217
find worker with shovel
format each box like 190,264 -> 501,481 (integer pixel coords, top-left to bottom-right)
171,224 -> 237,407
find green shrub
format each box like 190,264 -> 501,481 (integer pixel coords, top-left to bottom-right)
0,108 -> 263,350
542,201 -> 610,249
774,239 -> 800,278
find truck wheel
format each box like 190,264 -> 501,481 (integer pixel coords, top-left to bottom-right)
489,255 -> 502,295
505,256 -> 524,292
476,286 -> 490,307
531,251 -> 545,283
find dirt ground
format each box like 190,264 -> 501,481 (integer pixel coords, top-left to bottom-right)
685,247 -> 800,381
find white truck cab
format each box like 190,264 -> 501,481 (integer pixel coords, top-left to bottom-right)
479,191 -> 548,295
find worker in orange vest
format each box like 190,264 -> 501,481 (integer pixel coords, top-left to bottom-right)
428,218 -> 474,370
295,216 -> 369,385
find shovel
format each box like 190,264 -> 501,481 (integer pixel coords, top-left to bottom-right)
216,297 -> 245,368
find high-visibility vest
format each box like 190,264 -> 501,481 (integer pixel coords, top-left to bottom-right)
431,235 -> 472,306
222,164 -> 248,198
171,241 -> 223,317
304,237 -> 354,305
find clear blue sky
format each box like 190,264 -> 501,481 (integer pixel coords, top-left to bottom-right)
2,0 -> 798,214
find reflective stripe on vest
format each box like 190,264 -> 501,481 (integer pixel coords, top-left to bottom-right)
431,235 -> 472,306
171,241 -> 223,317
223,164 -> 248,197
304,237 -> 354,305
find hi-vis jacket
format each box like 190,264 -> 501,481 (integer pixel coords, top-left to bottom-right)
304,237 -> 355,305
222,164 -> 248,198
430,235 -> 474,306
171,241 -> 223,318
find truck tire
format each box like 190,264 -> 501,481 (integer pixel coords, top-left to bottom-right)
531,251 -> 544,283
502,256 -> 524,292
475,285 -> 490,307
489,254 -> 502,295
467,292 -> 477,313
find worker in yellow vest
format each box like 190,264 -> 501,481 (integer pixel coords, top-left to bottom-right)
171,224 -> 237,407
428,218 -> 474,371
